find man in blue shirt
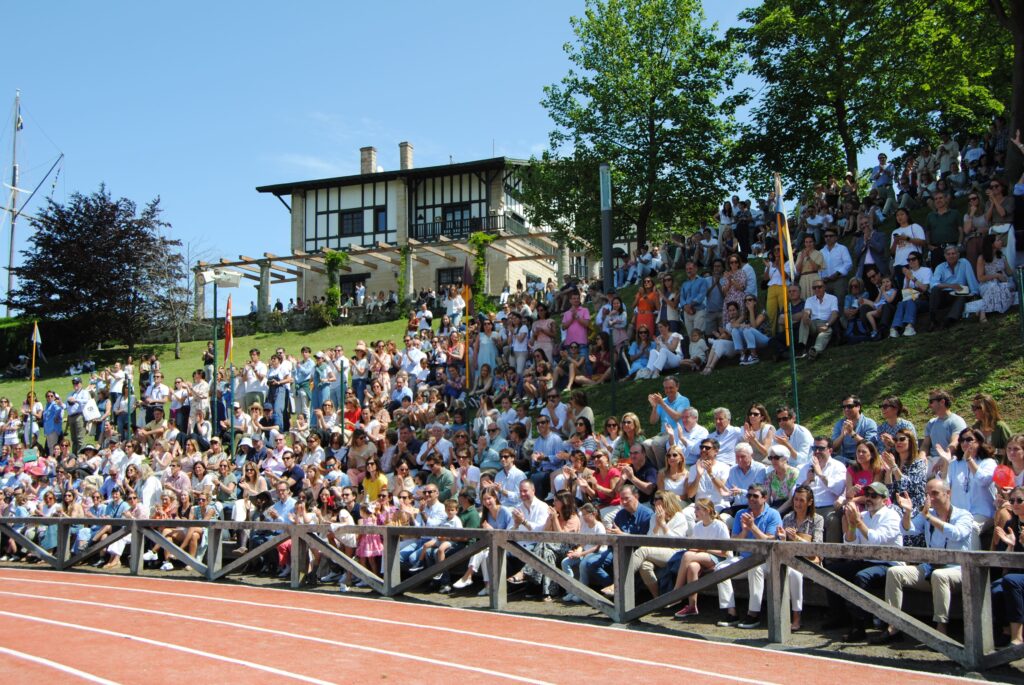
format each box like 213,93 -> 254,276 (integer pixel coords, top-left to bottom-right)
831,395 -> 879,464
643,376 -> 690,468
679,261 -> 709,335
874,479 -> 975,643
928,244 -> 980,330
528,415 -> 566,500
716,483 -> 782,629
42,390 -> 65,456
579,484 -> 652,592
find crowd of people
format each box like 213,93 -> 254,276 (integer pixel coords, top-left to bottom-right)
1,122 -> 1023,647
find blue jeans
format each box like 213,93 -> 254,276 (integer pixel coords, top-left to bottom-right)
399,538 -> 428,569
730,327 -> 771,352
579,549 -> 613,588
272,387 -> 289,430
892,298 -> 927,328
353,378 -> 367,406
993,573 -> 1024,625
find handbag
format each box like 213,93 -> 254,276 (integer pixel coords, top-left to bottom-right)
82,399 -> 101,422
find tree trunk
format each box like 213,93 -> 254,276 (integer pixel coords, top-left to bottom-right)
1008,31 -> 1024,184
833,98 -> 859,175
174,327 -> 181,360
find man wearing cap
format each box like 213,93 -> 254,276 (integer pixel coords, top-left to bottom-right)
65,377 -> 92,453
823,481 -> 902,642
874,478 -> 975,642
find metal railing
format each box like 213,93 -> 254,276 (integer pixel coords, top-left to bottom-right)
2,516 -> 1022,671
410,215 -> 508,241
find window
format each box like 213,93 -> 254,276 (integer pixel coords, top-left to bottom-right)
437,267 -> 463,291
340,209 -> 363,237
374,207 -> 387,233
443,203 -> 472,227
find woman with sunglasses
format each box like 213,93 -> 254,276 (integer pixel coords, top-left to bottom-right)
881,428 -> 927,547
624,325 -> 656,379
700,301 -> 742,376
960,193 -> 989,266
597,417 -> 621,455
938,427 -> 997,546
877,397 -> 918,452
975,232 -> 1015,324
530,304 -> 557,371
890,251 -> 932,336
794,236 -> 824,300
742,403 -> 775,463
657,446 -> 688,497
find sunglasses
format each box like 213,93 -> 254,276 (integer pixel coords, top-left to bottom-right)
1009,498 -> 1024,505
748,411 -> 761,417
699,445 -> 715,451
960,437 -> 976,444
865,491 -> 883,499
841,404 -> 857,409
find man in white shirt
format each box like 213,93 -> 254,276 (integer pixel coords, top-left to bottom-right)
495,449 -> 527,507
540,393 -> 570,438
706,408 -> 743,467
65,377 -> 93,454
794,437 -> 847,541
798,280 -> 839,361
684,438 -> 732,516
772,405 -> 813,466
674,407 -> 710,466
417,423 -> 454,467
141,373 -> 170,424
401,338 -> 426,376
819,230 -> 853,303
824,481 -> 903,642
242,349 -> 268,409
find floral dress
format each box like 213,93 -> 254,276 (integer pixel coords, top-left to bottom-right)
723,269 -> 748,312
765,465 -> 799,505
979,256 -> 1015,315
887,457 -> 927,547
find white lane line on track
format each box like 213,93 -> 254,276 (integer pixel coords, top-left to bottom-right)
0,574 -> 775,685
0,645 -> 122,685
0,590 -> 551,685
0,610 -> 331,685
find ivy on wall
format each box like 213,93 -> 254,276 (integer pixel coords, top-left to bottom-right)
396,244 -> 411,317
468,231 -> 497,313
323,250 -> 350,321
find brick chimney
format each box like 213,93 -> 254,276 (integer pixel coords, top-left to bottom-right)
399,141 -> 414,170
360,146 -> 377,174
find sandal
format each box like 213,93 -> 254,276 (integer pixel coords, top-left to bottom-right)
507,575 -> 526,585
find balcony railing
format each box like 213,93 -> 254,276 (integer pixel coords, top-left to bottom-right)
410,214 -> 513,241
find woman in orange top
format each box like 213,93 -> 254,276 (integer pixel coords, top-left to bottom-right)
633,276 -> 660,339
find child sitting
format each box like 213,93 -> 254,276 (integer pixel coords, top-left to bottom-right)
679,329 -> 709,372
866,277 -> 897,340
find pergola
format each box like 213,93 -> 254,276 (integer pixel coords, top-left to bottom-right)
193,230 -> 561,317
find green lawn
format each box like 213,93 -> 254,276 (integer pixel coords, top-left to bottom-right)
584,313 -> 1024,437
0,319 -> 408,401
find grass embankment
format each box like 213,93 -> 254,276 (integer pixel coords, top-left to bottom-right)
0,319 -> 408,401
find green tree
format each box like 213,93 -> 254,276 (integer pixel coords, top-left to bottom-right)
732,0 -> 1010,195
7,186 -> 182,353
531,0 -> 746,250
990,0 -> 1024,183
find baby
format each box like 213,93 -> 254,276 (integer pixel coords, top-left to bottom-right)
678,329 -> 709,371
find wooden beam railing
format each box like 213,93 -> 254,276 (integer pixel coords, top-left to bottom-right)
3,518 -> 1024,671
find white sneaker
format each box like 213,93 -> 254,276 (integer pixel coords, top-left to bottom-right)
159,561 -> 174,571
452,577 -> 472,589
889,328 -> 899,338
277,566 -> 291,578
477,587 -> 489,596
142,551 -> 158,562
903,325 -> 916,337
337,582 -> 349,593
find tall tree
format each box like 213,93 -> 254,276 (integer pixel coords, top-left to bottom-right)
732,0 -> 1010,195
530,0 -> 745,250
990,0 -> 1024,182
7,186 -> 183,352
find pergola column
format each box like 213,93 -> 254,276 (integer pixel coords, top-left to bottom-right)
194,270 -> 206,319
258,261 -> 271,314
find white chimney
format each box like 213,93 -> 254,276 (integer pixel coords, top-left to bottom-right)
399,141 -> 414,170
360,146 -> 377,174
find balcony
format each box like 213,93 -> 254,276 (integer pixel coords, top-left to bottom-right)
410,213 -> 519,241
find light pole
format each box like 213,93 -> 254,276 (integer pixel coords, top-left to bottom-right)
198,269 -> 241,448
599,163 -> 616,416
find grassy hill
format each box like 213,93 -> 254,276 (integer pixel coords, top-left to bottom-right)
0,319 -> 408,402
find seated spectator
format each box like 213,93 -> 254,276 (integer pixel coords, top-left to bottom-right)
797,280 -> 839,361
936,428 -> 996,547
891,252 -> 931,336
723,443 -> 768,517
700,302 -> 741,375
831,395 -> 879,465
775,485 -> 823,630
771,405 -> 813,467
823,481 -> 902,642
973,231 -> 1016,323
671,497 -> 731,618
928,244 -> 980,331
731,295 -> 771,366
636,321 -> 684,380
876,479 -> 976,642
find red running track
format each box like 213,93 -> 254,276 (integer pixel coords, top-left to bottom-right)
0,568 -> 976,685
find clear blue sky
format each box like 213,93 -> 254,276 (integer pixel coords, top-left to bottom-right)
0,1 -> 887,312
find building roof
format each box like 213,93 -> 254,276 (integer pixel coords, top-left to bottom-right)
255,156 -> 529,196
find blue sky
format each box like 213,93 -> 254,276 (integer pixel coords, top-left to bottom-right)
0,1 -> 885,312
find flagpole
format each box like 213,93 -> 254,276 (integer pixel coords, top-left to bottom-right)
774,173 -> 801,422
30,321 -> 37,400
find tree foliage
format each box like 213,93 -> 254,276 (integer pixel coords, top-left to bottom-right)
526,0 -> 746,249
731,0 -> 1011,196
7,185 -> 182,352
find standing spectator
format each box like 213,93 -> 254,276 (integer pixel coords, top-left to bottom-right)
65,377 -> 91,454
679,261 -> 709,336
819,229 -> 853,304
242,349 -> 268,409
925,190 -> 962,268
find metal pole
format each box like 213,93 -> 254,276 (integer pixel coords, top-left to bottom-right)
787,299 -> 800,424
6,91 -> 20,317
600,163 -> 616,416
1017,266 -> 1024,345
211,283 -> 218,440
228,363 -> 235,454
